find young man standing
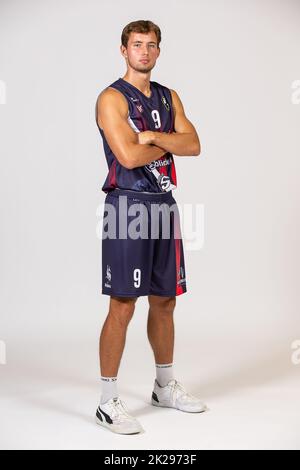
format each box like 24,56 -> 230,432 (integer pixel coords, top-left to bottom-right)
95,20 -> 207,435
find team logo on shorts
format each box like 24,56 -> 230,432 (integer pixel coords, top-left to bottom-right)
105,265 -> 112,288
161,96 -> 170,111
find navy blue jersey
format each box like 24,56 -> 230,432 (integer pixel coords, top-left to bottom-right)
97,77 -> 178,194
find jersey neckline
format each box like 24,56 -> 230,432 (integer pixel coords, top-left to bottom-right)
118,77 -> 153,100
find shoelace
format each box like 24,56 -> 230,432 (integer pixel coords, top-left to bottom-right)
170,380 -> 191,404
108,398 -> 134,421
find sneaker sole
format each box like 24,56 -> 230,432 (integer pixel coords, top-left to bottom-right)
95,416 -> 144,435
151,399 -> 208,413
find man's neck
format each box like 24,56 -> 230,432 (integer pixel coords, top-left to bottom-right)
121,73 -> 151,96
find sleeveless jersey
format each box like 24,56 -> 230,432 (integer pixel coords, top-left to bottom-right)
97,77 -> 178,194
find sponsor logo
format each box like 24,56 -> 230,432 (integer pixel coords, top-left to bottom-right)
145,157 -> 172,172
177,266 -> 186,285
144,157 -> 174,191
129,96 -> 143,111
157,174 -> 172,191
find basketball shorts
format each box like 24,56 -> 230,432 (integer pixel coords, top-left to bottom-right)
101,188 -> 187,298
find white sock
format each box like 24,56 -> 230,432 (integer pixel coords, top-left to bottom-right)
155,363 -> 174,387
100,376 -> 118,404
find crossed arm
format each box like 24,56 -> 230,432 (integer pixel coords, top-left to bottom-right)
96,87 -> 201,169
138,89 -> 201,157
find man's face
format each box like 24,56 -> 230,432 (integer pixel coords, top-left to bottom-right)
121,32 -> 160,74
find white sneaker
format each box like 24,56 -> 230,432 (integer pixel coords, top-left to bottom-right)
151,379 -> 208,413
95,397 -> 145,434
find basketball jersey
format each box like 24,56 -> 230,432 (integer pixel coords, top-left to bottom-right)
97,77 -> 178,194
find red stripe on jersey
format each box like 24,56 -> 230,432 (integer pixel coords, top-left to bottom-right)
109,159 -> 117,187
171,158 -> 177,186
159,163 -> 167,176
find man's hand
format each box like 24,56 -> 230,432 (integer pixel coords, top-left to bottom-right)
137,130 -> 155,145
147,89 -> 201,156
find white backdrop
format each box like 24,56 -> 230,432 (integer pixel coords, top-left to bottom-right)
0,0 -> 299,450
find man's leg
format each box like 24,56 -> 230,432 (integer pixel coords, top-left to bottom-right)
147,295 -> 207,413
96,295 -> 145,434
99,296 -> 138,377
147,295 -> 176,365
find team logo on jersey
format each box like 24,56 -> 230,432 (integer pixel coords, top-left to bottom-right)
105,265 -> 112,288
130,97 -> 139,102
161,95 -> 170,111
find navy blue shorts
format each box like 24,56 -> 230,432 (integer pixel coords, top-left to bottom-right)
101,188 -> 187,298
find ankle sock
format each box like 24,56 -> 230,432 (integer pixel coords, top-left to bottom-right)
155,363 -> 174,387
100,376 -> 118,404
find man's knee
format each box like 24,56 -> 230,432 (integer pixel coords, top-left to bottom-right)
108,296 -> 138,325
148,295 -> 176,315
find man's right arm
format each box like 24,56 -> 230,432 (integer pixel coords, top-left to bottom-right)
96,88 -> 167,170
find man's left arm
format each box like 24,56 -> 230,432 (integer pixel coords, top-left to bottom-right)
138,89 -> 201,156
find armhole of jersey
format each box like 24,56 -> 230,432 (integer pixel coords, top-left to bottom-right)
96,86 -> 130,133
167,87 -> 176,132
168,88 -> 174,112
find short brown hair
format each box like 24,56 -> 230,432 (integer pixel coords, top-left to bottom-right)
121,20 -> 161,48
